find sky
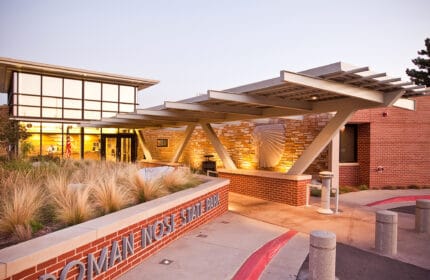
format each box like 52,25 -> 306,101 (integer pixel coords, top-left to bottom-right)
0,0 -> 429,108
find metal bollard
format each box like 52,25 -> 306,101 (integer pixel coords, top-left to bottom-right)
375,210 -> 397,255
415,199 -> 430,233
318,171 -> 334,214
309,230 -> 336,280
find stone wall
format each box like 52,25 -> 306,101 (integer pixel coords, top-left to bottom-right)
140,114 -> 332,177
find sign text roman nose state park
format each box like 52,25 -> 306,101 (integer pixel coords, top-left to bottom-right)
39,193 -> 220,280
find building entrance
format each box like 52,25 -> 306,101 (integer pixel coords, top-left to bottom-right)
101,134 -> 136,162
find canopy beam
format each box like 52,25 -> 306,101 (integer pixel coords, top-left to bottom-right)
171,124 -> 196,163
200,122 -> 237,170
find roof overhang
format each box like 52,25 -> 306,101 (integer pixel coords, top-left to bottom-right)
82,62 -> 429,129
0,57 -> 159,93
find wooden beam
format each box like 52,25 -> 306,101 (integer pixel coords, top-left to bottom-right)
345,72 -> 387,84
102,114 -> 199,123
287,105 -> 359,175
135,129 -> 152,160
171,124 -> 195,163
224,77 -> 283,93
163,101 -> 264,116
323,66 -> 369,79
200,122 -> 237,170
281,71 -> 384,103
208,90 -> 312,111
383,90 -> 406,107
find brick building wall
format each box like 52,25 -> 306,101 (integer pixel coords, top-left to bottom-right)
347,95 -> 430,188
219,171 -> 310,206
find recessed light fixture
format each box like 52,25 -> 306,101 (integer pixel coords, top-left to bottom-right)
311,95 -> 318,100
159,259 -> 174,265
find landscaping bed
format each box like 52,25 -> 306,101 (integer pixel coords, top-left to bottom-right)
0,159 -> 204,249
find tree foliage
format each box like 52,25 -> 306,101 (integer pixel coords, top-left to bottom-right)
406,38 -> 430,87
0,110 -> 30,157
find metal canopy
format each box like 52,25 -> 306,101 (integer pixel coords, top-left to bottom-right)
82,62 -> 429,128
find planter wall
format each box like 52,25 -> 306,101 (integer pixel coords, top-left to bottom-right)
218,169 -> 311,206
0,177 -> 229,280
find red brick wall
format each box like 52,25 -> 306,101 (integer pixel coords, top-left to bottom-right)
339,165 -> 360,186
349,96 -> 430,188
5,185 -> 229,280
219,172 -> 310,206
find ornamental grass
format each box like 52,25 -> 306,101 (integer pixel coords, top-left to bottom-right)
0,172 -> 44,241
0,159 -> 203,246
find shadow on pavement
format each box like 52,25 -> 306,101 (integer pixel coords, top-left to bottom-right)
297,243 -> 430,280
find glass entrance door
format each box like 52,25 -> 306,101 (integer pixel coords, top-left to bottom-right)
120,137 -> 131,162
105,137 -> 117,162
101,134 -> 136,162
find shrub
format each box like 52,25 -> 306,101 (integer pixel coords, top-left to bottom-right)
89,164 -> 133,215
161,168 -> 203,193
0,174 -> 44,241
358,184 -> 369,190
45,169 -> 93,226
130,172 -> 169,203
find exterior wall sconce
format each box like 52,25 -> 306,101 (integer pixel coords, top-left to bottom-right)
382,112 -> 388,117
376,166 -> 384,173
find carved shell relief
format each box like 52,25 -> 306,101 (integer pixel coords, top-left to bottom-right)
252,124 -> 286,168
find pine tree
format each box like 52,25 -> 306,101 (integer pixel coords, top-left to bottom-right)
406,38 -> 430,86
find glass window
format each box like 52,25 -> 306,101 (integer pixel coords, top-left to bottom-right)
21,134 -> 40,158
42,108 -> 62,118
84,134 -> 101,160
102,83 -> 118,102
84,100 -> 100,110
102,102 -> 118,111
157,139 -> 168,147
18,73 -> 41,95
19,95 -> 40,106
65,124 -> 81,134
119,103 -> 134,113
63,134 -> 81,160
84,127 -> 101,134
42,97 -> 62,108
18,106 -> 40,117
42,76 -> 62,97
13,72 -> 18,93
41,134 -> 62,157
101,128 -> 118,134
41,123 -> 63,133
340,124 -> 357,163
84,81 -> 101,100
64,99 -> 82,109
64,79 -> 82,99
64,109 -> 82,119
20,122 -> 41,133
84,110 -> 101,120
119,85 -> 135,103
102,111 -> 117,118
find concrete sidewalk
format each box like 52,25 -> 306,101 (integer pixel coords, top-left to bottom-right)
120,189 -> 430,279
119,212 -> 306,280
229,190 -> 430,270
